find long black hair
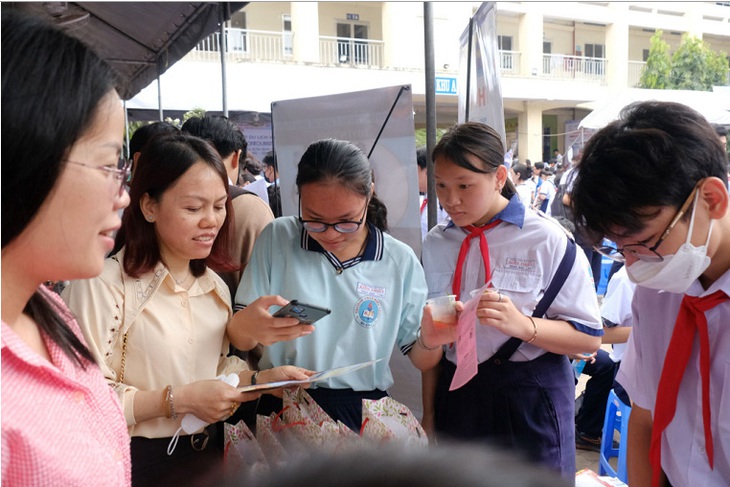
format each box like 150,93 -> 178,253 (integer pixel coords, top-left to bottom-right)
2,11 -> 119,367
296,139 -> 389,231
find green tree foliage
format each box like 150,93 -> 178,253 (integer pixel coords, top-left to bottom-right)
183,107 -> 206,123
414,127 -> 447,148
671,34 -> 710,90
640,30 -> 671,89
705,49 -> 730,88
641,31 -> 729,91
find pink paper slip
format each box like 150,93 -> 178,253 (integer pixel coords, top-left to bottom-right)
449,282 -> 492,390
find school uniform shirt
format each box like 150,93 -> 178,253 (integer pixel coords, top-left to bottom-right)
515,182 -> 534,206
236,217 -> 427,391
536,178 -> 556,214
422,195 -> 602,364
600,266 -> 635,362
527,177 -> 539,203
617,270 -> 730,486
2,286 -> 131,486
63,248 -> 248,439
419,194 -> 450,241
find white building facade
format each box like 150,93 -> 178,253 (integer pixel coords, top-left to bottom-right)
130,1 -> 730,163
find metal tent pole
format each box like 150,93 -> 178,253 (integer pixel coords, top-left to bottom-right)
219,3 -> 229,117
424,2 -> 438,232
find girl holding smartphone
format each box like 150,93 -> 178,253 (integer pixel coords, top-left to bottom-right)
229,139 -> 443,431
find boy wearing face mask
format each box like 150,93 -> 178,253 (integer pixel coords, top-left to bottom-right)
570,101 -> 730,487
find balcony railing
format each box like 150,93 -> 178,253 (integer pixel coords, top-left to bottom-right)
628,60 -> 646,87
190,28 -> 291,62
319,36 -> 384,67
542,54 -> 607,82
499,50 -> 520,74
498,51 -> 608,83
189,28 -> 385,68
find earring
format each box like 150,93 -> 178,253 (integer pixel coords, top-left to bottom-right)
144,214 -> 154,222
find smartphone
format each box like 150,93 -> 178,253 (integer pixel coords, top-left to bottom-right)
273,300 -> 331,325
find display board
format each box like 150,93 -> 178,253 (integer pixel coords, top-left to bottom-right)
271,85 -> 421,255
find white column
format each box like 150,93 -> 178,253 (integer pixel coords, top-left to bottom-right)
382,2 -> 423,69
519,8 -> 543,77
684,3 -> 703,40
606,3 -> 629,92
291,2 -> 319,63
517,101 -> 544,164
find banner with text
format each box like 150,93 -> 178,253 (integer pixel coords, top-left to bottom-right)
458,1 -> 506,149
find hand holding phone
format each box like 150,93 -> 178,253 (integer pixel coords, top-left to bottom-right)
230,295 -> 315,347
273,300 -> 331,325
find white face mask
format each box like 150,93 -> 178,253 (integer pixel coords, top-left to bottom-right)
626,191 -> 713,293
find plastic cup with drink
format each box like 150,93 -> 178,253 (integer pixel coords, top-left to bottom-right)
426,294 -> 458,329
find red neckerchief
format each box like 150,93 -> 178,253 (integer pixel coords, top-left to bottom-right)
650,290 -> 728,487
451,220 -> 502,300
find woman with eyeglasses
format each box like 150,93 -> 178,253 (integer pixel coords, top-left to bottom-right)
2,11 -> 132,485
228,138 -> 443,431
62,133 -> 313,486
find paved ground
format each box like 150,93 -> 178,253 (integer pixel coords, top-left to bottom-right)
575,371 -> 601,473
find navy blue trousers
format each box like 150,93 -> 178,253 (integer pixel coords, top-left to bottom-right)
575,348 -> 617,437
435,353 -> 575,479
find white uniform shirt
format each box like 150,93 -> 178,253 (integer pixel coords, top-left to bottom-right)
516,181 -> 534,206
599,266 -> 635,362
422,195 -> 602,363
617,270 -> 730,486
236,217 -> 427,391
537,179 -> 556,214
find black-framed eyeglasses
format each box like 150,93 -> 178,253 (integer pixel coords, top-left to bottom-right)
298,199 -> 368,234
594,184 -> 700,263
66,157 -> 131,197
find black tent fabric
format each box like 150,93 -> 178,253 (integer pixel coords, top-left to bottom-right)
2,2 -> 247,100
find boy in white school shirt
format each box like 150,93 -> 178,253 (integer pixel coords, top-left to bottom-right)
571,101 -> 730,487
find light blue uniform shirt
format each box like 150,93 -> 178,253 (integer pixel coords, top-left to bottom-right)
236,217 -> 427,391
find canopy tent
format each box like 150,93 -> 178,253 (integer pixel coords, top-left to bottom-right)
578,88 -> 730,129
3,2 -> 246,100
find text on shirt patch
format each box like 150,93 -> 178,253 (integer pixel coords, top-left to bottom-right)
357,282 -> 386,298
504,257 -> 537,273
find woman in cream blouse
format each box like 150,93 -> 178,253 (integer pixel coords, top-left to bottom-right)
63,133 -> 311,486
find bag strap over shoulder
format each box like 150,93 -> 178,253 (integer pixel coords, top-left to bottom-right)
112,253 -> 166,382
532,238 -> 576,318
490,238 -> 577,362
